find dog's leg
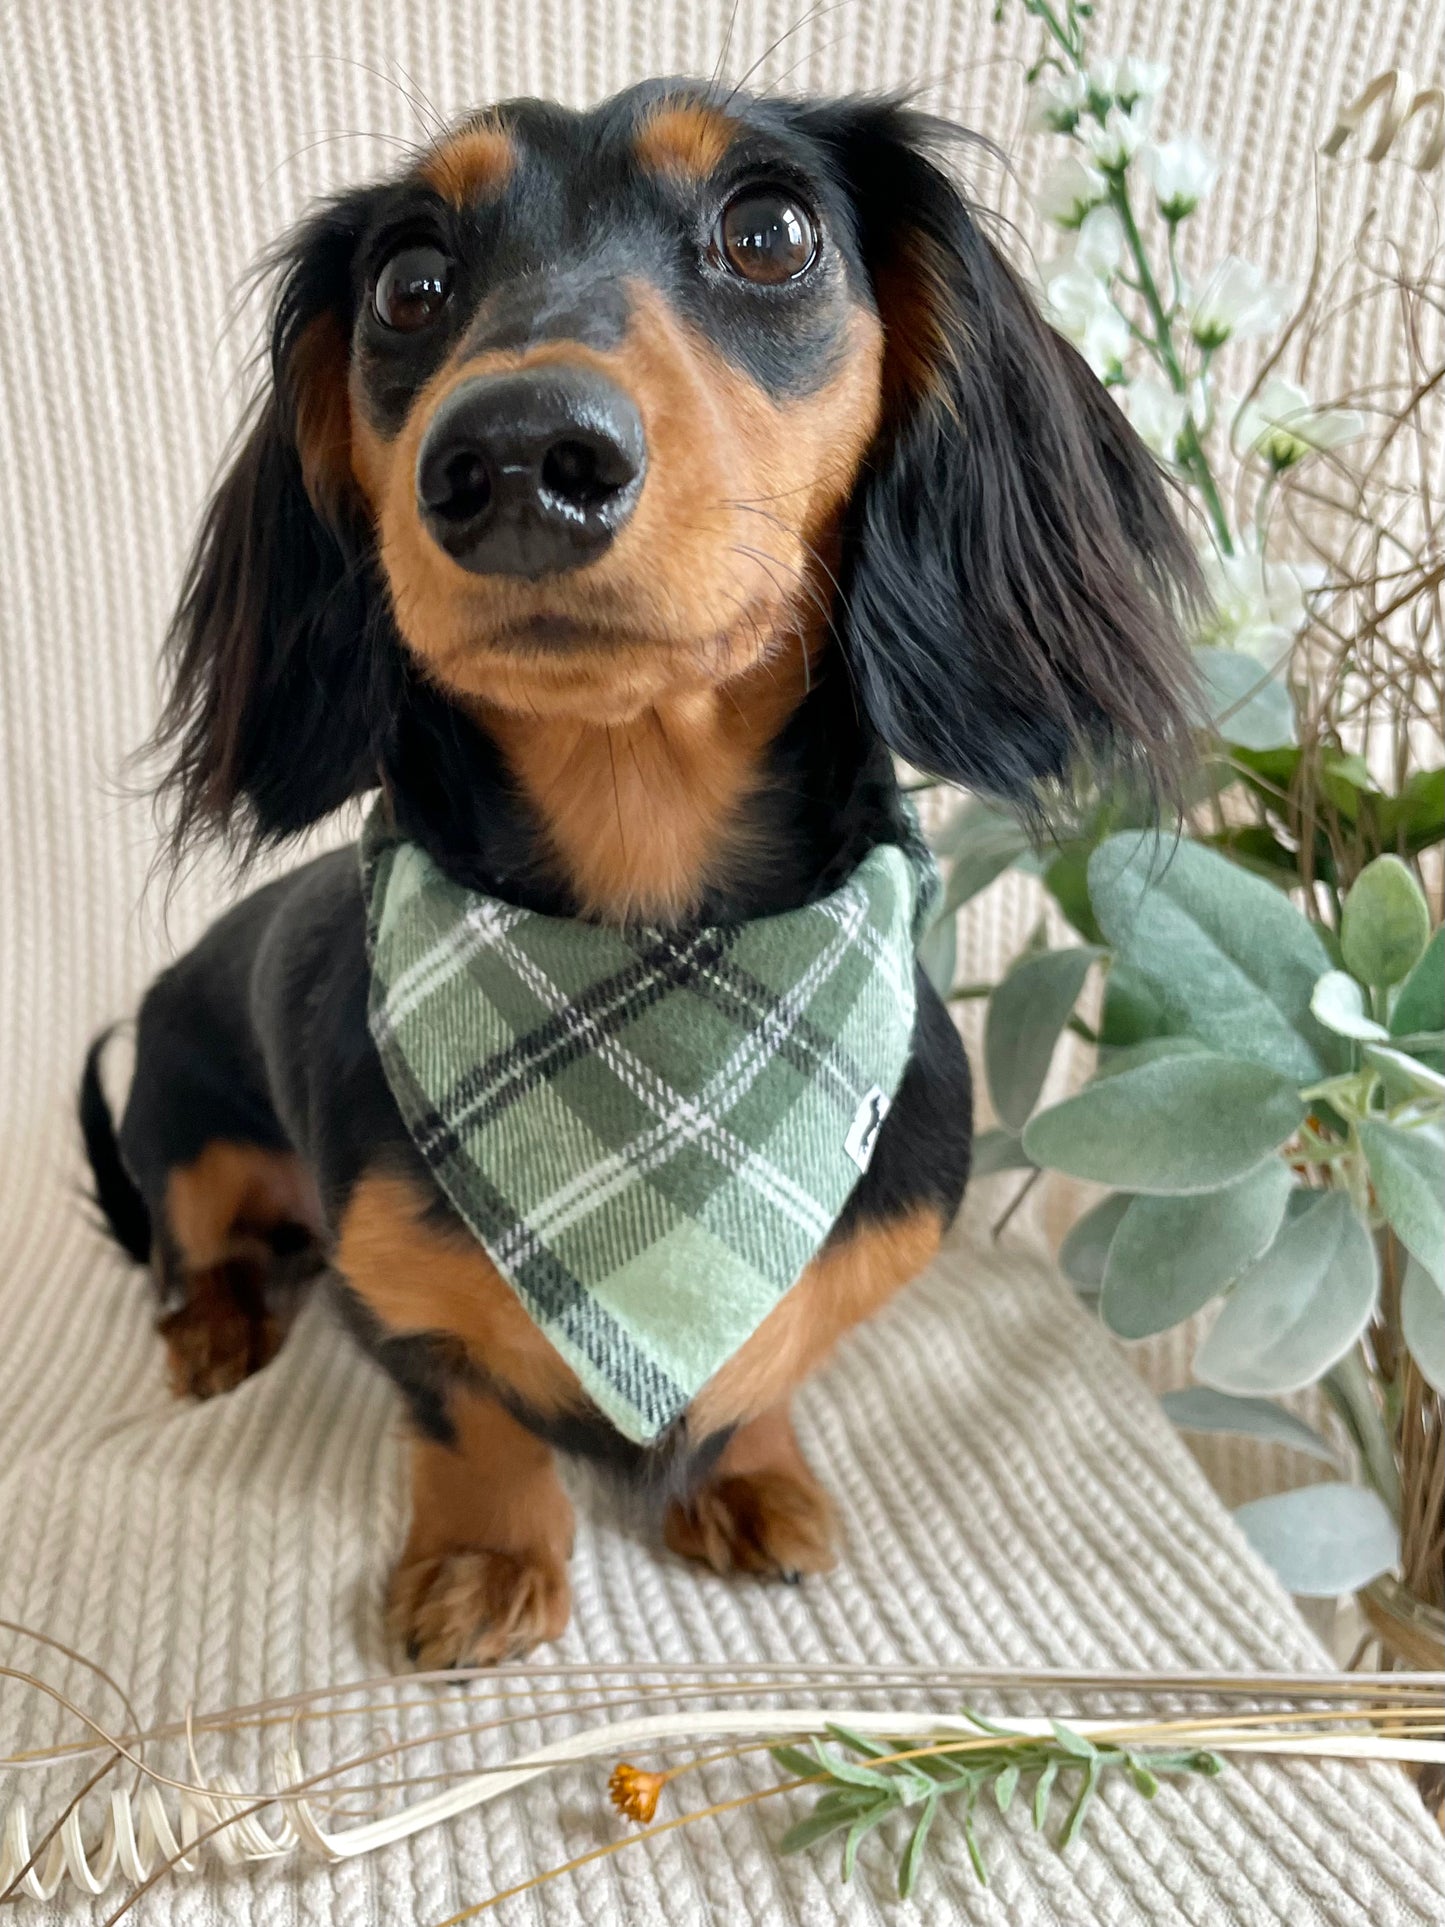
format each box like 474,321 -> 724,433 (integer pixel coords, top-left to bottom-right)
664,1400 -> 837,1579
668,1206 -> 945,1579
388,1388 -> 575,1666
159,1141 -> 323,1399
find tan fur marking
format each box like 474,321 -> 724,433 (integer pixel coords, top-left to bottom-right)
336,1171 -> 584,1419
635,101 -> 736,180
873,230 -> 961,416
479,641 -> 816,921
688,1206 -> 945,1437
389,1385 -> 574,1666
165,1141 -> 323,1271
420,121 -> 515,207
289,312 -> 354,514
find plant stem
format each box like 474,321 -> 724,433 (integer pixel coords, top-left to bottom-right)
1325,1348 -> 1401,1518
1108,179 -> 1235,554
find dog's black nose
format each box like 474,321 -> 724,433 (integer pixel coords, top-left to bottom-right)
416,367 -> 646,578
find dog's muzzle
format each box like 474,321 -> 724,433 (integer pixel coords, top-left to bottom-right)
416,366 -> 646,579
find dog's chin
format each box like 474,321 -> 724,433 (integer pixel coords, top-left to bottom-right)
407,600 -> 800,725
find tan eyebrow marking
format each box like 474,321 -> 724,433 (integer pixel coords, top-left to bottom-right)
420,120 -> 516,207
634,100 -> 736,181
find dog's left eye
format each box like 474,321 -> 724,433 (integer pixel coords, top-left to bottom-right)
373,244 -> 454,331
714,188 -> 818,285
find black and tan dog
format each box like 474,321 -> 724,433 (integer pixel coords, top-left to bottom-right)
80,81 -> 1196,1666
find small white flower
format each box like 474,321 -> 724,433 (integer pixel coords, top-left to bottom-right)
1086,55 -> 1168,112
1196,539 -> 1327,659
1143,135 -> 1219,220
1123,376 -> 1189,460
1234,375 -> 1365,468
1070,204 -> 1126,276
1045,261 -> 1132,379
1084,102 -> 1151,171
1025,66 -> 1088,134
1036,155 -> 1110,228
1190,256 -> 1294,348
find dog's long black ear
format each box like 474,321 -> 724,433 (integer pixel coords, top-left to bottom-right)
818,101 -> 1201,799
157,188 -> 395,850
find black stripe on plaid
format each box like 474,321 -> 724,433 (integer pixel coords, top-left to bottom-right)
410,923 -> 737,1165
383,1043 -> 689,1434
692,955 -> 873,1114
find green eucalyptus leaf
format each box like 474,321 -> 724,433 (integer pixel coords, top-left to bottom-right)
1058,1191 -> 1134,1293
1161,1387 -> 1340,1464
1098,963 -> 1179,1047
1195,1191 -> 1379,1394
930,794 -> 1023,861
934,800 -> 1034,913
971,1129 -> 1036,1179
1356,1118 -> 1445,1284
1400,1254 -> 1445,1396
1318,749 -> 1377,818
1340,855 -> 1431,988
1088,833 -> 1338,1081
1310,970 -> 1389,1041
1101,1161 -> 1295,1339
1042,846 -> 1106,943
1234,1482 -> 1399,1597
1021,1054 -> 1304,1194
780,1803 -> 864,1855
1198,823 -> 1308,887
985,946 -> 1102,1131
918,910 -> 957,998
1362,1044 -> 1445,1103
1375,766 -> 1445,849
1094,1037 -> 1210,1078
1195,648 -> 1298,751
1390,926 -> 1444,1041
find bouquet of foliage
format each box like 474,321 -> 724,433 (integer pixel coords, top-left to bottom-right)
929,0 -> 1445,1630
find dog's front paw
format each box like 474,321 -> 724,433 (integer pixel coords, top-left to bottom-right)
159,1269 -> 281,1399
664,1468 -> 838,1581
388,1547 -> 571,1668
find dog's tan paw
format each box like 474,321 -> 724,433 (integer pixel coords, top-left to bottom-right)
664,1468 -> 838,1580
388,1547 -> 571,1668
159,1275 -> 281,1400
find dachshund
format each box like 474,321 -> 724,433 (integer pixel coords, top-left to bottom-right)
79,80 -> 1198,1668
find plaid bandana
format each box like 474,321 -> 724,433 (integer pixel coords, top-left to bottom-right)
361,811 -> 937,1444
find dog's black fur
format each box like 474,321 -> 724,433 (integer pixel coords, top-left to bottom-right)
82,84 -> 1196,1513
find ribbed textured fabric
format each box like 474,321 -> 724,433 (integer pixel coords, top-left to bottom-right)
2,2 -> 1443,1921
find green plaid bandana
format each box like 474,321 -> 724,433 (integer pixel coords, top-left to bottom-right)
361,810 -> 937,1445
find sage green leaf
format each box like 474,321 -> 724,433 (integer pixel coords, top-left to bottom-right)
1098,962 -> 1179,1048
1094,1037 -> 1210,1079
1195,1192 -> 1379,1394
935,800 -> 1034,913
985,946 -> 1101,1131
1049,1721 -> 1097,1759
1033,1760 -> 1058,1830
1161,1387 -> 1340,1464
780,1802 -> 865,1855
1234,1482 -> 1399,1597
1375,765 -> 1445,850
770,1744 -> 823,1778
1020,1054 -> 1304,1194
1362,1044 -> 1445,1103
899,1793 -> 940,1899
1357,1118 -> 1445,1284
1310,970 -> 1389,1041
917,910 -> 957,997
1101,1161 -> 1295,1339
971,1129 -> 1035,1179
1341,855 -> 1431,988
1400,1255 -> 1445,1396
1088,833 -> 1338,1081
993,1765 -> 1021,1813
1061,1757 -> 1103,1848
1195,648 -> 1297,751
1042,846 -> 1105,943
1390,926 -> 1445,1047
1058,1192 -> 1133,1293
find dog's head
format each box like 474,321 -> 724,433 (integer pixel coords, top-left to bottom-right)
161,81 -> 1199,847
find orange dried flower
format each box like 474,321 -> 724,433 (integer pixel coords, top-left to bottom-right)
609,1762 -> 665,1824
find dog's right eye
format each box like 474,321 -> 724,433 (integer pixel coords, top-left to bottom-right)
373,244 -> 454,332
